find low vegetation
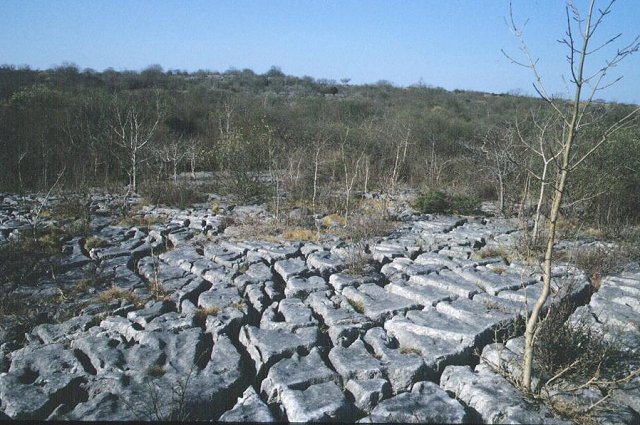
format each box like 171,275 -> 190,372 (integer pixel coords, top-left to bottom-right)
414,190 -> 480,215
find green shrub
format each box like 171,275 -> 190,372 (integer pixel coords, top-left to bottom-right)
414,190 -> 480,215
414,190 -> 449,214
450,193 -> 480,215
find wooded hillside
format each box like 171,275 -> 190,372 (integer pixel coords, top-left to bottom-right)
1,64 -> 638,226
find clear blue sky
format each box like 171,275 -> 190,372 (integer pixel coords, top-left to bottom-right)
1,0 -> 639,104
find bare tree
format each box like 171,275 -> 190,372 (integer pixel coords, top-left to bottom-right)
505,0 -> 640,391
184,136 -> 203,180
340,127 -> 364,223
156,134 -> 188,183
111,92 -> 164,193
480,123 -> 521,216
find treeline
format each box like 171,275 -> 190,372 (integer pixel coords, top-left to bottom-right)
0,63 -> 638,226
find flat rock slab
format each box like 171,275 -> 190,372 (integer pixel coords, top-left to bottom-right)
159,246 -> 201,268
386,278 -> 456,307
305,292 -> 373,346
255,243 -> 300,264
203,243 -> 244,268
307,250 -> 345,277
284,275 -> 328,299
441,364 -> 570,424
412,216 -> 466,234
261,348 -> 340,404
415,270 -> 482,298
380,257 -> 443,280
359,381 -> 467,424
370,242 -> 408,263
274,257 -> 308,281
197,285 -> 241,310
384,314 -> 472,374
413,252 -> 467,270
280,381 -> 351,422
260,298 -> 317,332
31,315 -> 97,344
239,325 -> 319,377
435,297 -> 517,345
329,339 -> 385,381
342,283 -> 420,322
453,268 -> 538,296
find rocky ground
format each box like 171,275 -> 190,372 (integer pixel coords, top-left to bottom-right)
0,191 -> 638,422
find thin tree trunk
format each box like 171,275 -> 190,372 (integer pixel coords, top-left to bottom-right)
521,1 -> 590,389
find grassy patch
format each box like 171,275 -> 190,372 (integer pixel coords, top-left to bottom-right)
282,227 -> 318,241
94,286 -> 145,308
85,236 -> 108,250
321,213 -> 347,228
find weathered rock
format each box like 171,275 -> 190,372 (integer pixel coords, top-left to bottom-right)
31,315 -> 97,344
380,257 -> 442,280
305,291 -> 373,347
239,325 -> 319,377
307,250 -> 345,277
0,343 -> 87,419
342,283 -> 420,322
261,348 -> 340,404
329,272 -> 362,292
99,316 -> 143,342
452,267 -> 538,296
145,311 -> 194,333
329,338 -> 384,380
284,275 -> 328,299
386,278 -> 456,307
413,270 -> 482,298
280,381 -> 352,422
359,381 -> 467,424
260,298 -> 317,332
204,243 -> 244,268
255,243 -> 300,264
370,242 -> 407,264
274,257 -> 307,282
219,386 -> 274,422
384,310 -> 474,375
59,391 -> 137,421
345,378 -> 391,413
71,332 -> 126,374
363,327 -> 429,392
441,364 -> 570,424
126,299 -> 176,326
244,282 -> 269,313
197,285 -> 241,310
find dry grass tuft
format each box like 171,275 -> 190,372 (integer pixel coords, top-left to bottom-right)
283,227 -> 318,241
95,286 -> 145,308
194,305 -> 221,321
399,346 -> 422,356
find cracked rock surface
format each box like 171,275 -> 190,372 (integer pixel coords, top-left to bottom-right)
0,192 -> 638,422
